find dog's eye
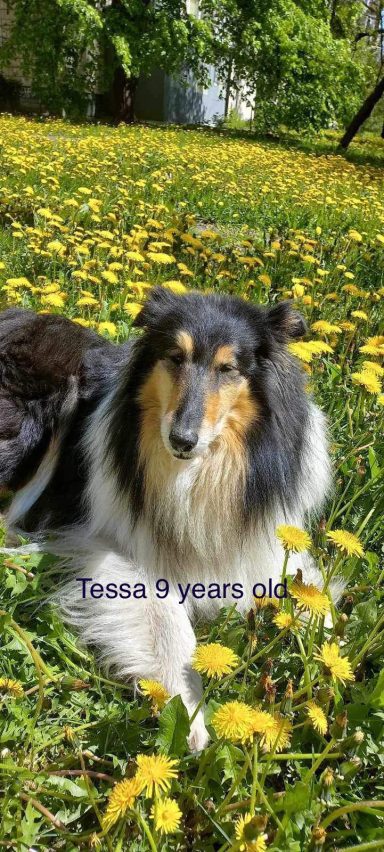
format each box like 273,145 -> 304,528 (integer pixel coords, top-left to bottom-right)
219,363 -> 236,374
168,352 -> 184,366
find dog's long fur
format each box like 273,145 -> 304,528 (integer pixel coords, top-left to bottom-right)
1,291 -> 332,750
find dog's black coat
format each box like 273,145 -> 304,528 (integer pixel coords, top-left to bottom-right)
0,290 -> 310,535
0,309 -> 130,528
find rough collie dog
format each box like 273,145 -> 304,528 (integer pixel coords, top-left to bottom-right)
0,289 -> 331,750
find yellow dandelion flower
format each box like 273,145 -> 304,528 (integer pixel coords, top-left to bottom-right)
101,270 -> 119,285
351,310 -> 368,321
73,317 -> 92,327
326,529 -> 364,557
260,714 -> 292,752
348,229 -> 362,242
362,361 -> 384,376
0,677 -> 24,698
377,394 -> 384,406
138,679 -> 170,712
235,813 -> 267,851
40,293 -> 66,308
76,296 -> 99,307
359,336 -> 384,357
273,611 -> 294,629
212,701 -> 254,742
311,321 -> 342,336
192,643 -> 239,678
163,280 -> 187,294
291,581 -> 330,617
306,701 -> 327,735
147,252 -> 175,264
126,250 -> 145,262
259,273 -> 271,286
352,370 -> 382,394
98,322 -> 117,338
315,642 -> 354,685
287,342 -> 314,363
339,321 -> 356,332
102,776 -> 141,831
276,525 -> 311,553
288,340 -> 333,363
5,276 -> 32,288
124,301 -> 143,319
47,239 -> 65,253
292,283 -> 305,298
136,754 -> 178,797
151,797 -> 182,835
249,709 -> 277,744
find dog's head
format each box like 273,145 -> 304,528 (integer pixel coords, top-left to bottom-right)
134,288 -> 306,461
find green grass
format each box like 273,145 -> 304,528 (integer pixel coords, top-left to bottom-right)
0,115 -> 383,851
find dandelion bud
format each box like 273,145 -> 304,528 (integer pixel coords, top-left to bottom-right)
60,676 -> 89,691
243,817 -> 262,842
281,679 -> 294,713
311,826 -> 327,849
320,766 -> 335,804
253,814 -> 268,833
343,595 -> 354,616
353,729 -> 364,745
339,757 -> 362,780
334,613 -> 348,638
331,710 -> 348,739
265,680 -> 277,704
319,517 -> 326,533
63,725 -> 75,743
316,686 -> 334,706
341,729 -> 364,756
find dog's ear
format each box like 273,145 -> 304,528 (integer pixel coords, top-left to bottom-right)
266,302 -> 307,343
133,286 -> 180,329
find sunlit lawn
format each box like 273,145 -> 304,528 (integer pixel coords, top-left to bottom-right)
0,115 -> 383,851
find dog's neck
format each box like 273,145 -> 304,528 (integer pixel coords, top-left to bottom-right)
87,390 -> 249,569
138,412 -> 248,567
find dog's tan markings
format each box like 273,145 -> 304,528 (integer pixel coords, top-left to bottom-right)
176,330 -> 194,358
226,381 -> 259,436
204,378 -> 259,433
213,344 -> 237,369
204,390 -> 220,426
138,364 -> 170,464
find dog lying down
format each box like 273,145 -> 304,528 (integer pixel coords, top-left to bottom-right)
0,290 -> 334,750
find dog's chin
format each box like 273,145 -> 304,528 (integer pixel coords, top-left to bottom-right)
161,434 -> 209,462
166,443 -> 204,462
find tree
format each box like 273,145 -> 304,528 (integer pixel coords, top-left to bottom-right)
0,0 -> 211,121
337,0 -> 384,146
339,74 -> 384,147
200,0 -> 370,132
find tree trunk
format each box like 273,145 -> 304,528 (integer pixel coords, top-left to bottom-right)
112,66 -> 138,123
339,75 -> 384,149
224,60 -> 233,118
381,119 -> 384,139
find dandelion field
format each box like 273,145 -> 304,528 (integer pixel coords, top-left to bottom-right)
0,115 -> 384,851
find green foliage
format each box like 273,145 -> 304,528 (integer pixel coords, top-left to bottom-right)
201,0 -> 374,131
0,0 -> 210,116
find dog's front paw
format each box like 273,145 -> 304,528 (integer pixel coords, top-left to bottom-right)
188,711 -> 210,752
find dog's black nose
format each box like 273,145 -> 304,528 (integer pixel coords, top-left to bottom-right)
169,428 -> 198,454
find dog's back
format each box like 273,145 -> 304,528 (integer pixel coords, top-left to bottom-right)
0,309 -> 131,530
